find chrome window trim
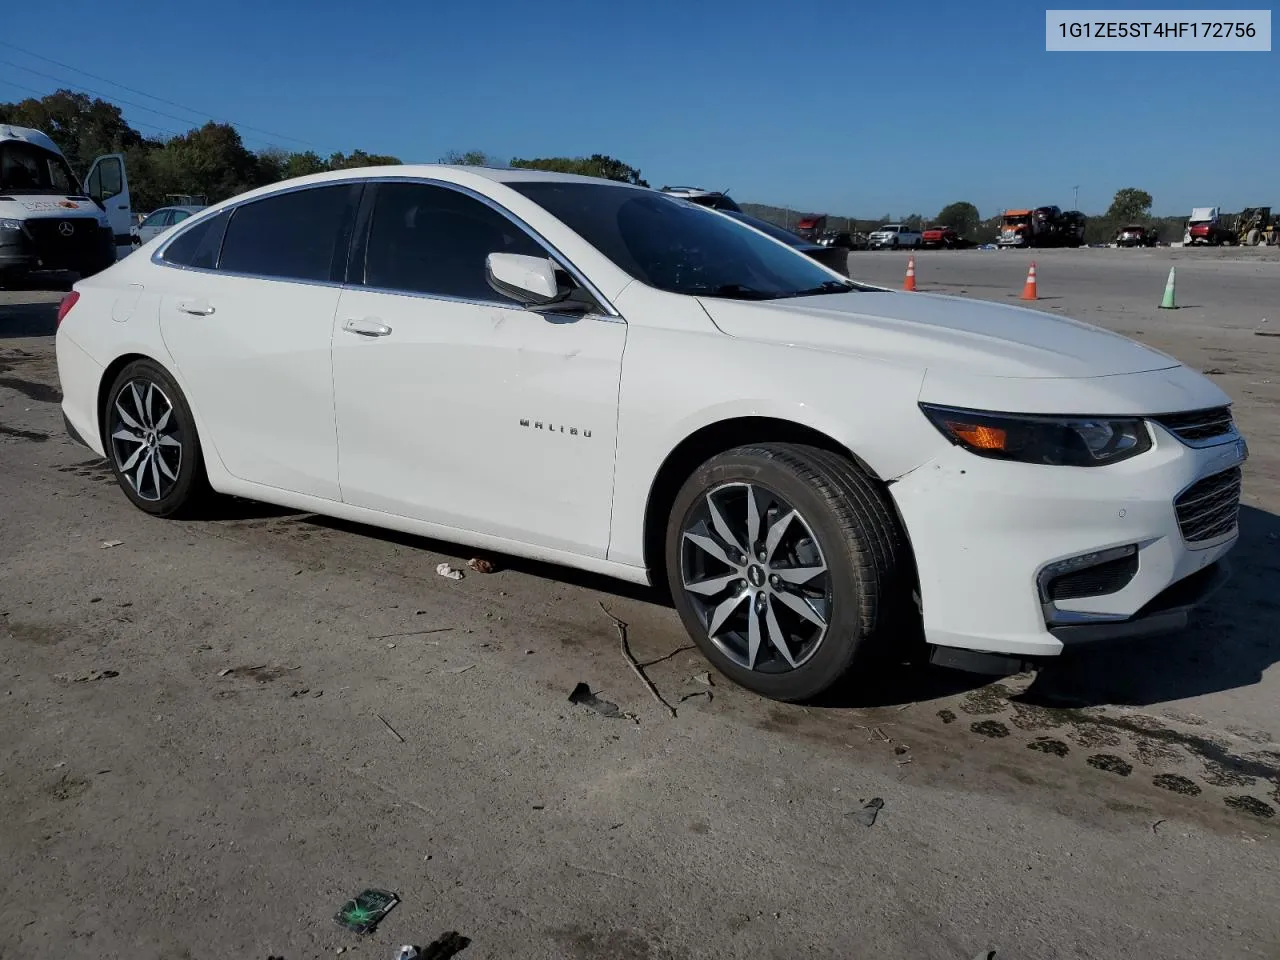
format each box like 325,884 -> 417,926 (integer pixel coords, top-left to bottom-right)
150,175 -> 623,321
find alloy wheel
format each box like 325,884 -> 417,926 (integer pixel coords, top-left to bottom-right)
679,482 -> 833,673
109,378 -> 183,502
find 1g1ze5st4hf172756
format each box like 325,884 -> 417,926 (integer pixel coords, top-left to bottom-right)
55,165 -> 1246,701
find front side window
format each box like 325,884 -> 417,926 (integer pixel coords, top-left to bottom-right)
512,182 -> 863,300
360,181 -> 546,302
171,210 -> 192,224
219,184 -> 360,283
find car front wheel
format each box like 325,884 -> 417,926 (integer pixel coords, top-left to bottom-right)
105,359 -> 211,518
665,443 -> 913,702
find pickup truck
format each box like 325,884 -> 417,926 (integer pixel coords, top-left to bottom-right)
867,223 -> 922,249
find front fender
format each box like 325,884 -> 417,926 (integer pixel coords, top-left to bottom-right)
606,309 -> 935,568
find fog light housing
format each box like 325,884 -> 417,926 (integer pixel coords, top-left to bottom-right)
1038,545 -> 1139,604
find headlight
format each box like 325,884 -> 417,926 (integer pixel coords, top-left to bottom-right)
0,218 -> 23,232
919,404 -> 1152,467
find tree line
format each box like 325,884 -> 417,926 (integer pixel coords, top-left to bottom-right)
3,90 -> 1186,243
0,90 -> 646,212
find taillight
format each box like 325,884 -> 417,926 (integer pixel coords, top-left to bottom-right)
56,291 -> 80,328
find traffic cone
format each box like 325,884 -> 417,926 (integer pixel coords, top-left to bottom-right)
1158,267 -> 1177,309
1020,261 -> 1038,300
903,256 -> 917,291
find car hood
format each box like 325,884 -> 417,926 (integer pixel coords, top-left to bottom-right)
698,290 -> 1180,379
0,195 -> 104,220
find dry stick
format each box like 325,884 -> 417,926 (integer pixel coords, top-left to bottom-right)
598,601 -> 678,718
637,644 -> 696,668
369,628 -> 453,641
566,862 -> 639,885
374,712 -> 407,743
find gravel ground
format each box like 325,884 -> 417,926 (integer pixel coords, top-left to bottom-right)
1,248 -> 1278,960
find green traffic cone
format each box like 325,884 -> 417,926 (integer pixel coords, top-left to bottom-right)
1158,267 -> 1177,309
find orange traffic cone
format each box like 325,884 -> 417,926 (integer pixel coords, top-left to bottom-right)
903,256 -> 917,292
1020,261 -> 1038,300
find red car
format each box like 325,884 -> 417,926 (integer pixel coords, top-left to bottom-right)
921,224 -> 961,248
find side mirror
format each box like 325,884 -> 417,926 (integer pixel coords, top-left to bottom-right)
485,253 -> 561,306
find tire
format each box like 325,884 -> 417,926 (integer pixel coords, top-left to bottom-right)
104,358 -> 212,518
664,443 -> 912,702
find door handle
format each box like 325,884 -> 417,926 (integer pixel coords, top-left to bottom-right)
177,300 -> 215,316
343,317 -> 392,337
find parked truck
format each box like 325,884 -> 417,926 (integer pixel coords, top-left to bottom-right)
0,124 -> 132,286
996,206 -> 1087,248
1184,206 -> 1277,246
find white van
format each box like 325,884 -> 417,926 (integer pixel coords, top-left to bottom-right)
0,124 -> 131,285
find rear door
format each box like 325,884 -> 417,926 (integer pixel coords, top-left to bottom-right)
84,154 -> 131,258
154,183 -> 362,500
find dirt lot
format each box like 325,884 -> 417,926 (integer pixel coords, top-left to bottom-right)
2,248 -> 1278,959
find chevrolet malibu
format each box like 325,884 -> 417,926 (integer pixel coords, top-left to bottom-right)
54,166 -> 1247,701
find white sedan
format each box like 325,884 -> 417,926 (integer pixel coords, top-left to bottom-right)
130,205 -> 204,247
54,166 -> 1246,701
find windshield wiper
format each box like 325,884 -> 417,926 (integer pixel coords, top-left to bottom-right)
786,280 -> 859,298
707,284 -> 779,301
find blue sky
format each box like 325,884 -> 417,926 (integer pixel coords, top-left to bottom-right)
1,0 -> 1275,217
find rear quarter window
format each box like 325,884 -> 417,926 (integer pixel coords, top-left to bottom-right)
160,209 -> 231,270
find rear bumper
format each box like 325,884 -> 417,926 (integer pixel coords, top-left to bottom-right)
56,332 -> 107,458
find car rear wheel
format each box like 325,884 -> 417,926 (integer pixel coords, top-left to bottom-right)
665,443 -> 912,702
105,359 -> 211,518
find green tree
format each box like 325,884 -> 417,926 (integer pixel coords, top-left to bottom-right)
281,150 -> 329,178
439,149 -> 500,166
327,149 -> 401,169
1106,187 -> 1153,222
935,201 -> 981,238
508,153 -> 648,186
0,89 -> 143,178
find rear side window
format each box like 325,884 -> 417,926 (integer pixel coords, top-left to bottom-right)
219,184 -> 361,283
360,182 -> 546,302
160,209 -> 231,269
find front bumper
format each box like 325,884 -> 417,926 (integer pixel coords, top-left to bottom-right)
0,221 -> 115,275
890,423 -> 1245,658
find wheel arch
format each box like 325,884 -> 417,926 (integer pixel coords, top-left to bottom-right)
96,352 -> 155,449
639,416 -> 912,589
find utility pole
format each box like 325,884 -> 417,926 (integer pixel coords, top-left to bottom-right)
1073,185 -> 1080,209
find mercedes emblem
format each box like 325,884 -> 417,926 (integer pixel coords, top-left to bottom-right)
57,221 -> 75,237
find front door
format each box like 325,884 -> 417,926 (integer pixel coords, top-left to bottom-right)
331,181 -> 626,558
84,154 -> 131,259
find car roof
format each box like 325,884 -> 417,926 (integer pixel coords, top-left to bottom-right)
156,205 -> 206,213
0,124 -> 62,155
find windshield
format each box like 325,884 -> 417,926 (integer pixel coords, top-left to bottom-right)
876,225 -> 900,232
511,182 -> 861,300
722,211 -> 809,248
1002,215 -> 1030,226
0,141 -> 79,195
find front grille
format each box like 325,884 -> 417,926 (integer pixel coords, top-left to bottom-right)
23,218 -> 100,268
1046,552 -> 1139,601
1174,467 -> 1242,543
1153,406 -> 1234,445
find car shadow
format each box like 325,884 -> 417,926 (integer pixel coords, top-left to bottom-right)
194,496 -> 1275,713
0,299 -> 60,339
296,513 -> 665,606
1020,504 -> 1280,709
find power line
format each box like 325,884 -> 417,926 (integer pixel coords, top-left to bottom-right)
0,74 -> 185,139
0,54 -> 305,151
0,40 -> 314,147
